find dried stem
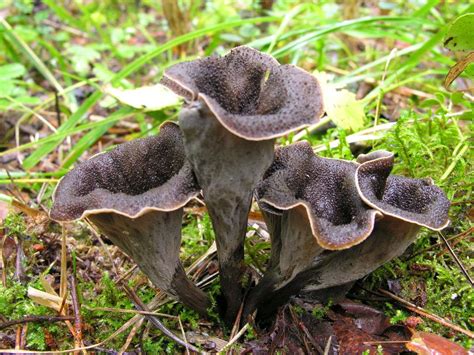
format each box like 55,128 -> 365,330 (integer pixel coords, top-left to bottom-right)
0,316 -> 75,330
408,227 -> 473,259
122,284 -> 200,353
379,289 -> 474,338
437,231 -> 474,286
69,274 -> 84,351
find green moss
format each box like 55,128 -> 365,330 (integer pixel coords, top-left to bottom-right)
311,299 -> 333,320
362,104 -> 473,347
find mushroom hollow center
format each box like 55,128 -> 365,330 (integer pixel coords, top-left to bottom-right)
195,58 -> 286,115
381,176 -> 433,214
301,181 -> 358,226
71,135 -> 186,197
290,159 -> 359,226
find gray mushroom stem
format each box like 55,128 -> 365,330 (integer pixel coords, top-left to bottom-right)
300,216 -> 421,296
89,211 -> 209,315
179,102 -> 274,322
254,216 -> 421,320
242,206 -> 324,320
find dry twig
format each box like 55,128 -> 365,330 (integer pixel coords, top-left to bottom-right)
379,289 -> 474,338
0,316 -> 75,330
69,274 -> 84,351
220,323 -> 250,353
409,227 -> 473,259
437,231 -> 474,286
122,284 -> 200,353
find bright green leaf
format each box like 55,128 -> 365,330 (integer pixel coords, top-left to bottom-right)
444,13 -> 474,51
315,72 -> 366,132
0,63 -> 26,80
0,81 -> 14,98
104,84 -> 182,112
66,45 -> 101,75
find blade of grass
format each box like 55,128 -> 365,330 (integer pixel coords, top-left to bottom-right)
0,179 -> 58,184
0,107 -> 142,156
42,0 -> 84,29
0,171 -> 66,179
0,19 -> 78,112
60,107 -> 135,168
413,0 -> 441,17
266,4 -> 309,54
20,15 -> 279,170
336,43 -> 423,84
0,193 -> 13,203
361,29 -> 446,103
272,16 -> 431,58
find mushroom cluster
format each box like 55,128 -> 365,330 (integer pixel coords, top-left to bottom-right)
51,46 -> 450,325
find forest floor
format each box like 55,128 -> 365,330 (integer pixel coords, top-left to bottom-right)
0,1 -> 472,353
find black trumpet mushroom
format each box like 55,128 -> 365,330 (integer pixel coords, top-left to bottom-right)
161,46 -> 323,322
50,122 -> 210,316
48,46 -> 452,332
247,144 -> 449,320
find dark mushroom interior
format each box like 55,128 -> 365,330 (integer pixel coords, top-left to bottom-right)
356,151 -> 450,230
51,122 -> 200,221
257,142 -> 379,250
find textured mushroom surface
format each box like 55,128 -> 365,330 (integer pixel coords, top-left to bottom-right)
50,122 -> 210,316
356,151 -> 450,230
243,143 -> 380,321
257,142 -> 380,250
246,146 -> 451,321
162,46 -> 323,140
161,46 -> 324,323
50,122 -> 200,221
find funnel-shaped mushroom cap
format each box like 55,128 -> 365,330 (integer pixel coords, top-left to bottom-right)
50,122 -> 200,221
356,151 -> 450,230
256,142 -> 381,250
161,46 -> 323,140
50,122 -> 210,316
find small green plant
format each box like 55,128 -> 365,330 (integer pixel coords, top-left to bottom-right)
311,299 -> 333,320
389,308 -> 409,325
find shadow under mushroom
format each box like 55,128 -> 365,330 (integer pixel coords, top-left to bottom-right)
50,122 -> 210,316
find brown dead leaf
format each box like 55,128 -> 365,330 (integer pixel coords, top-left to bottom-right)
332,316 -> 381,354
43,327 -> 58,350
11,199 -> 44,219
405,316 -> 423,329
407,331 -> 468,355
337,299 -> 391,335
1,236 -> 16,261
0,200 -> 9,223
444,52 -> 474,90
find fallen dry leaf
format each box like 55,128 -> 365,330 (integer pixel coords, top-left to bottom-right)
104,83 -> 182,111
314,71 -> 366,131
407,331 -> 468,355
444,52 -> 474,90
0,200 -> 9,223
